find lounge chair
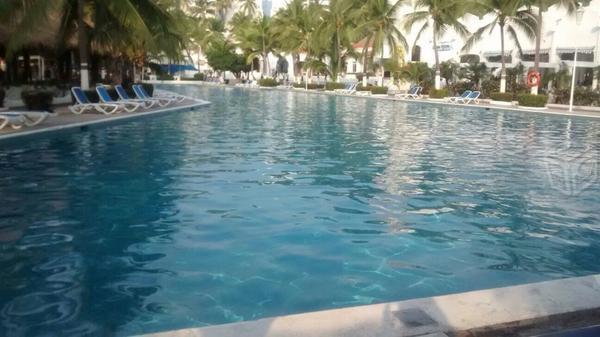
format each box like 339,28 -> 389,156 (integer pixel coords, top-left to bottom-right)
455,91 -> 481,104
96,85 -> 143,112
132,85 -> 173,107
446,90 -> 472,103
153,88 -> 187,103
69,87 -> 122,115
396,86 -> 422,99
0,111 -> 49,130
115,84 -> 157,108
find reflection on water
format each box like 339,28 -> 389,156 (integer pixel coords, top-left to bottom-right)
1,85 -> 599,336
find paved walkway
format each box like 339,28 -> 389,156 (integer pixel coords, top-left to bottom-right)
0,99 -> 210,142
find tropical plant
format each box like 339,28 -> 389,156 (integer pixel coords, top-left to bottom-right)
205,40 -> 249,77
462,0 -> 537,93
272,0 -> 323,80
233,15 -> 278,77
404,0 -> 471,89
2,0 -> 184,89
440,60 -> 460,87
355,0 -> 408,86
398,62 -> 433,88
315,0 -> 361,81
239,0 -> 258,17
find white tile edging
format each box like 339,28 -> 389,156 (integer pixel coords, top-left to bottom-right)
137,274 -> 600,337
0,100 -> 210,143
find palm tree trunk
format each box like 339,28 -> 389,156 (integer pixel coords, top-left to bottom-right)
362,36 -> 372,87
78,0 -> 90,89
500,22 -> 507,93
531,3 -> 543,95
432,26 -> 440,89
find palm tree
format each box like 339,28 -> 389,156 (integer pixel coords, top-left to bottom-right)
4,0 -> 183,89
317,0 -> 361,81
404,0 -> 471,89
356,0 -> 408,86
234,15 -> 278,77
462,0 -> 536,93
239,0 -> 258,17
524,0 -> 578,94
272,0 -> 323,82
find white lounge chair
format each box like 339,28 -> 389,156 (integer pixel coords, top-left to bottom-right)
334,82 -> 357,94
396,86 -> 422,99
132,85 -> 174,107
446,90 -> 472,103
115,85 -> 156,108
150,88 -> 187,103
0,111 -> 49,130
96,85 -> 143,112
69,87 -> 122,115
455,91 -> 481,104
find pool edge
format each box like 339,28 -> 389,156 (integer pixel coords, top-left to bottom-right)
0,100 -> 211,144
135,274 -> 600,337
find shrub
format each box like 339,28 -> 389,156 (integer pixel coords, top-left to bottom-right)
158,73 -> 174,81
489,92 -> 513,102
517,93 -> 548,107
357,85 -> 388,95
480,79 -> 499,98
428,88 -> 449,99
553,88 -> 600,106
258,78 -> 278,87
293,82 -> 324,90
325,82 -> 347,91
21,89 -> 54,111
194,73 -> 206,81
449,82 -> 472,97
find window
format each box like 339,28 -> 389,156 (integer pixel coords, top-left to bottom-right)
460,54 -> 480,63
486,55 -> 512,63
559,52 -> 594,62
411,45 -> 421,62
521,53 -> 549,62
352,62 -> 357,73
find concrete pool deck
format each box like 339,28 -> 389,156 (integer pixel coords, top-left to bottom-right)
0,98 -> 211,143
138,274 -> 600,337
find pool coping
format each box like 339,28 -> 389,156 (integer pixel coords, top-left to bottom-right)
153,80 -> 600,120
0,100 -> 211,144
136,274 -> 600,337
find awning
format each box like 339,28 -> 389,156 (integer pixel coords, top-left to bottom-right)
159,64 -> 198,73
483,51 -> 511,56
556,47 -> 595,54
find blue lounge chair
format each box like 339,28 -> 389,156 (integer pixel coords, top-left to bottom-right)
334,82 -> 357,94
455,91 -> 481,104
446,90 -> 472,102
132,85 -> 173,107
70,87 -> 121,115
0,111 -> 49,130
115,85 -> 156,108
96,86 -> 143,112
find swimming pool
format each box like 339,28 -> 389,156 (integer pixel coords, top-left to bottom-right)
1,85 -> 599,336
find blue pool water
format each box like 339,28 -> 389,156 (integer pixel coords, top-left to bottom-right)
1,85 -> 599,336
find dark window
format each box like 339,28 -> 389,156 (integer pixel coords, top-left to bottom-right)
486,55 -> 512,63
352,62 -> 357,73
460,54 -> 480,63
521,53 -> 549,62
411,45 -> 421,62
559,52 -> 594,62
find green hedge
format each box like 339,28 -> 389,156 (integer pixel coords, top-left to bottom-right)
517,93 -> 548,107
429,88 -> 449,99
21,89 -> 54,111
258,78 -> 279,87
554,88 -> 600,106
357,85 -> 388,95
325,82 -> 347,91
293,83 -> 324,90
489,92 -> 513,102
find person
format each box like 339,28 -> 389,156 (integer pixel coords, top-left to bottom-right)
0,57 -> 6,85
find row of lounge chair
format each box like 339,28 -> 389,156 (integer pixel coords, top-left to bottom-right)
70,84 -> 186,115
1,85 -> 188,131
396,86 -> 481,104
